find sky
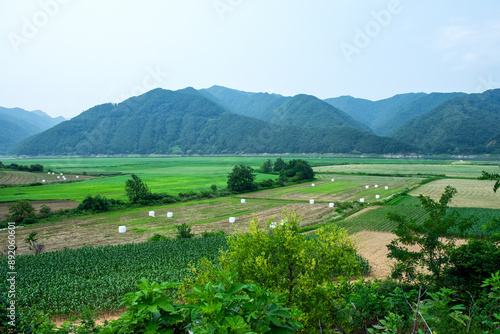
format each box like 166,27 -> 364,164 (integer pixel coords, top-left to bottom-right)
1,0 -> 500,119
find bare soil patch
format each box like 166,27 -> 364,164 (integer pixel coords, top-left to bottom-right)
352,230 -> 398,280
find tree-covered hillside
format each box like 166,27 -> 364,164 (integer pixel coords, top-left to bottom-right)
324,93 -> 427,135
14,88 -> 413,155
392,89 -> 500,154
0,107 -> 65,154
267,94 -> 371,132
200,85 -> 286,120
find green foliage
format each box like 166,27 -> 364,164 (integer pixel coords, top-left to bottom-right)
443,239 -> 500,296
175,223 -> 194,239
38,204 -> 51,219
273,157 -> 287,172
387,186 -> 459,284
101,278 -> 183,333
77,195 -> 111,213
226,165 -> 257,193
184,270 -> 302,333
21,217 -> 38,225
1,163 -> 44,172
479,170 -> 500,192
147,233 -> 170,242
0,236 -> 227,315
201,230 -> 226,238
260,159 -> 273,173
125,174 -> 151,204
279,159 -> 315,182
7,200 -> 35,223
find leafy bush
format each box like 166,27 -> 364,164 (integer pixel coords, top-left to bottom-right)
147,233 -> 170,242
7,200 -> 35,223
201,230 -> 226,238
176,223 -> 194,239
443,238 -> 500,297
77,195 -> 111,213
21,217 -> 38,225
38,204 -> 51,219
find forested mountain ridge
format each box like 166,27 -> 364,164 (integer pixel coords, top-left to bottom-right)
266,94 -> 371,131
0,107 -> 65,154
14,88 -> 413,155
392,89 -> 500,154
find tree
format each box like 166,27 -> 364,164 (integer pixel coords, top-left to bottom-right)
387,186 -> 458,284
280,159 -> 315,182
226,165 -> 257,193
479,170 -> 500,192
273,157 -> 287,172
125,174 -> 151,203
259,159 -> 273,173
7,200 -> 35,223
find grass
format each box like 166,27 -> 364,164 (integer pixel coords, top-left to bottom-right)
335,196 -> 427,234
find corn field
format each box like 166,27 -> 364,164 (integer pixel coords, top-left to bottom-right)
0,236 -> 226,315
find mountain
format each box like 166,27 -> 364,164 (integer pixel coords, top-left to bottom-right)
0,107 -> 65,154
392,89 -> 500,154
267,94 -> 371,131
201,86 -> 370,131
14,88 -> 413,155
199,85 -> 285,120
324,93 -> 426,135
380,92 -> 466,136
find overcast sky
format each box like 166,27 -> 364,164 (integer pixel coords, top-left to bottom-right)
1,0 -> 500,118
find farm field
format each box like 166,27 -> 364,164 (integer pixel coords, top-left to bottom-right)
244,174 -> 423,202
0,197 -> 336,254
0,156 -> 449,202
0,236 -> 227,315
0,170 -> 94,185
315,162 -> 500,177
409,178 -> 500,208
2,156 -> 500,319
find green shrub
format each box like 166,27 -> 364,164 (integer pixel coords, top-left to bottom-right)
21,217 -> 38,225
77,195 -> 111,213
147,233 -> 170,242
201,230 -> 226,238
175,223 -> 194,239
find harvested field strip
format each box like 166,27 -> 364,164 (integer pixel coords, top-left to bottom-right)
410,178 -> 500,208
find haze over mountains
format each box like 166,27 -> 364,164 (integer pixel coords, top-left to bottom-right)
6,86 -> 500,156
0,107 -> 65,154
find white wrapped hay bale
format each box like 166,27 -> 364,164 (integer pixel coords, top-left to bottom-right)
376,195 -> 380,199
229,217 -> 236,223
309,199 -> 314,204
360,198 -> 365,203
241,199 -> 246,203
119,226 -> 126,233
329,203 -> 334,208
167,212 -> 173,218
149,211 -> 155,217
